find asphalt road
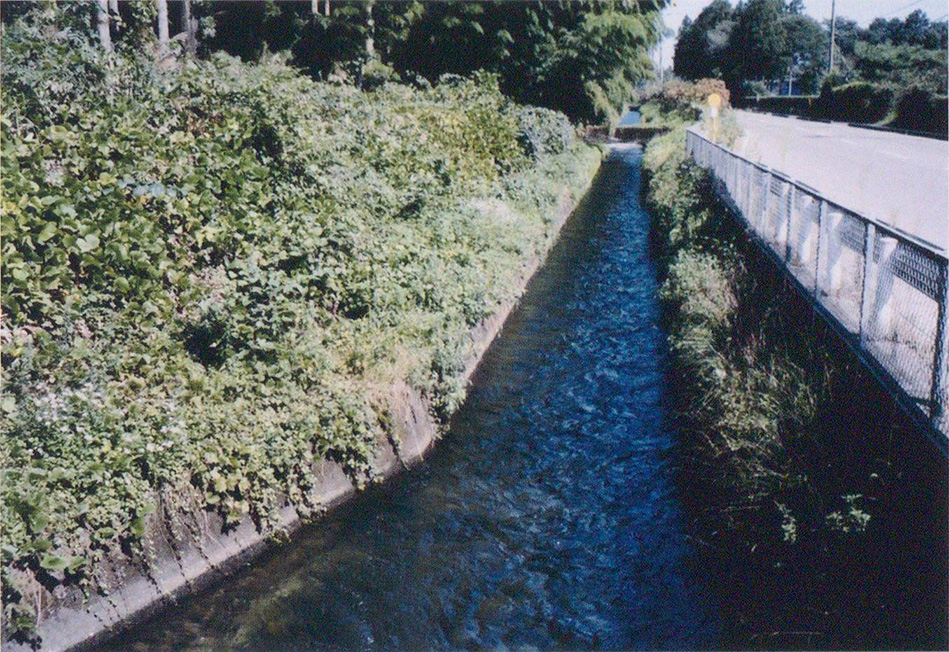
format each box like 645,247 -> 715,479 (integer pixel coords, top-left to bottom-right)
728,110 -> 949,253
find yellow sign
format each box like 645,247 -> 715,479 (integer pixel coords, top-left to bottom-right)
707,93 -> 723,108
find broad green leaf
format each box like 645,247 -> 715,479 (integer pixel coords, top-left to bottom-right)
76,234 -> 100,253
40,554 -> 69,571
129,515 -> 146,538
38,223 -> 57,243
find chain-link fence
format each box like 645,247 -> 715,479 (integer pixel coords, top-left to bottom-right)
686,128 -> 949,443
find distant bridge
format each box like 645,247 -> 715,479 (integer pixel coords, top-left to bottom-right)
687,127 -> 949,449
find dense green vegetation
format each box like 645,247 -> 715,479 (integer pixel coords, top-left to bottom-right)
634,77 -> 732,129
1,0 -> 667,126
0,10 -> 600,638
673,0 -> 947,131
203,0 -> 666,126
674,0 -> 827,95
642,91 -> 947,646
640,90 -> 875,543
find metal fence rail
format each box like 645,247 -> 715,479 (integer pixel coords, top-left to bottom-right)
686,128 -> 949,444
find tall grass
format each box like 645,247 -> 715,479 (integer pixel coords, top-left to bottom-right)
643,104 -> 947,650
643,126 -> 870,536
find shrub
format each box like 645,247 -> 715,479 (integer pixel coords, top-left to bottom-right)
661,78 -> 731,110
890,86 -> 949,135
0,20 -> 600,640
516,107 -> 576,160
815,80 -> 895,123
635,78 -> 731,130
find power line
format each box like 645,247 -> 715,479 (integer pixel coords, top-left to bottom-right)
881,0 -> 927,18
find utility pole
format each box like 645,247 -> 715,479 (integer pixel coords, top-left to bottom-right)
828,0 -> 837,72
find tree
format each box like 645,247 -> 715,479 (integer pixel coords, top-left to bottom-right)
181,0 -> 198,56
785,0 -> 805,15
95,0 -> 112,52
831,16 -> 859,57
155,0 -> 170,64
779,12 -> 825,93
902,9 -> 931,46
673,0 -> 735,80
723,0 -> 787,94
110,0 -> 666,123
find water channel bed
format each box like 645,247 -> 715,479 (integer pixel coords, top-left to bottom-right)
104,147 -> 720,651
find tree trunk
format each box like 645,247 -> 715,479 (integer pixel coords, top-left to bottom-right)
155,0 -> 172,66
109,0 -> 118,14
182,0 -> 198,56
156,0 -> 170,48
311,0 -> 319,15
365,0 -> 375,59
95,0 -> 112,53
325,0 -> 331,17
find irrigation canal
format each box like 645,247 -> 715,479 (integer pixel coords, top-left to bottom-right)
103,146 -> 946,651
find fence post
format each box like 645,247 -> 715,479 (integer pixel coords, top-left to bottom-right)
782,184 -> 795,263
872,236 -> 899,334
825,209 -> 846,295
930,261 -> 948,422
858,223 -> 877,344
733,159 -> 740,211
813,199 -> 827,297
741,164 -> 756,223
759,171 -> 773,236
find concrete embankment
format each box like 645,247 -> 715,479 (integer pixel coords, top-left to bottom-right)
10,172 -> 599,652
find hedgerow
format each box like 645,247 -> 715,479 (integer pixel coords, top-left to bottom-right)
0,17 -> 600,639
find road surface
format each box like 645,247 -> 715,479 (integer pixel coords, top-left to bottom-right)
728,111 -> 949,253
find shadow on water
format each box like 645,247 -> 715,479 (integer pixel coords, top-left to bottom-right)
104,147 -> 720,651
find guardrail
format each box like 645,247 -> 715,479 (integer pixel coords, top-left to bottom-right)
686,128 -> 949,445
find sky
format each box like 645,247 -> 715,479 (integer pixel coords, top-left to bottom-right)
655,0 -> 949,72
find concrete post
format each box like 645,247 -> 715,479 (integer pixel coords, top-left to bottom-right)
858,223 -> 877,344
778,182 -> 792,259
824,209 -> 845,295
872,236 -> 900,335
932,263 -> 949,423
813,200 -> 827,296
759,171 -> 773,236
792,194 -> 817,269
743,167 -> 754,222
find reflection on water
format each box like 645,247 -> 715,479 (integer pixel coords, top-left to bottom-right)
106,147 -> 720,651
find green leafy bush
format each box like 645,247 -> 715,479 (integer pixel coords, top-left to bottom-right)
890,86 -> 949,135
815,80 -> 895,123
635,78 -> 731,130
0,19 -> 600,639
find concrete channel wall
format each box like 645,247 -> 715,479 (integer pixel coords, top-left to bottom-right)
686,128 -> 949,449
6,170 -> 599,652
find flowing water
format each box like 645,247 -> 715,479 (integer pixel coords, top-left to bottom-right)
104,146 -> 947,652
106,146 -> 720,651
